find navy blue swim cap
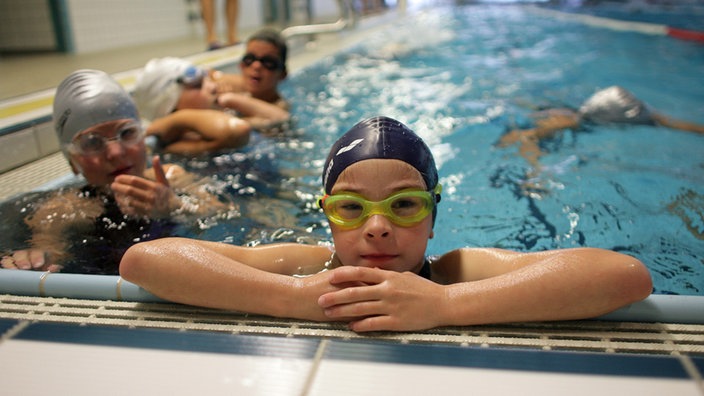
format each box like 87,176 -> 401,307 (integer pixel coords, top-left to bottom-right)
322,116 -> 438,194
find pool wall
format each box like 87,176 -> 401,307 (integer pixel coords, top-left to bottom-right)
1,269 -> 702,325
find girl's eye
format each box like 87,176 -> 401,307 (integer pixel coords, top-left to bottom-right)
391,197 -> 423,215
120,126 -> 140,141
79,134 -> 106,152
336,201 -> 364,218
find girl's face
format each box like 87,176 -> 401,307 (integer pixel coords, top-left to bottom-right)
328,159 -> 434,274
239,39 -> 286,100
68,119 -> 147,186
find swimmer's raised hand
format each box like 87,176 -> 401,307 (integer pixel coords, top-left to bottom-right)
111,155 -> 180,218
151,155 -> 170,187
1,249 -> 62,272
318,266 -> 447,332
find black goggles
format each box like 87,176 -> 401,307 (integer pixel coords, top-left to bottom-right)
241,53 -> 283,71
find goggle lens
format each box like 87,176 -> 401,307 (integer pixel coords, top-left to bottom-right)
319,185 -> 442,229
241,53 -> 283,71
70,123 -> 144,155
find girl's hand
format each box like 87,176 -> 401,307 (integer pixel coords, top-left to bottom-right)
318,266 -> 448,332
290,270 -> 368,323
1,249 -> 62,272
111,156 -> 178,218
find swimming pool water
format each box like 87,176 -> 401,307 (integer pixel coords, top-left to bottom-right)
2,5 -> 702,295
284,5 -> 704,296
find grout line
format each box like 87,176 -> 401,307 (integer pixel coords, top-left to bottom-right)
0,320 -> 31,344
299,338 -> 329,396
676,354 -> 704,395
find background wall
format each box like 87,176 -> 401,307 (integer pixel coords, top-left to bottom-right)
0,0 -> 344,54
0,0 -> 56,52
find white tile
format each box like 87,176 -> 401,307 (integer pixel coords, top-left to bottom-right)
309,360 -> 701,396
34,122 -> 59,156
0,129 -> 40,172
0,339 -> 312,396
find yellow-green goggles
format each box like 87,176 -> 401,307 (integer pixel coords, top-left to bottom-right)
318,185 -> 442,229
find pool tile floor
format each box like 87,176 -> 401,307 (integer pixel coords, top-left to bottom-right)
1,320 -> 702,395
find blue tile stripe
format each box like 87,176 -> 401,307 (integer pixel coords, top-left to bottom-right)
324,339 -> 691,379
692,357 -> 704,378
0,318 -> 19,336
13,322 -> 319,359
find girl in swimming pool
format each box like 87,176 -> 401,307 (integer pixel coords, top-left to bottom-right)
1,70 -> 228,273
499,85 -> 704,171
132,29 -> 290,155
120,116 -> 652,332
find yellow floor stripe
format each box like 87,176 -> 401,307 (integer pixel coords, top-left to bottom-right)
0,97 -> 54,119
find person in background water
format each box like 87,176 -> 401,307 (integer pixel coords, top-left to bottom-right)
120,116 -> 652,332
132,29 -> 290,155
200,0 -> 240,51
498,85 -> 704,171
0,70 -> 227,274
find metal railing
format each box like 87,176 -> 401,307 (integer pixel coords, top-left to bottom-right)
281,0 -> 356,39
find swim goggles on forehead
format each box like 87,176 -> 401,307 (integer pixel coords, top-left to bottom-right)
318,185 -> 442,229
67,122 -> 144,156
176,66 -> 207,89
241,53 -> 283,71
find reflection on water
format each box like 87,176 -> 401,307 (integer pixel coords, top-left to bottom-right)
668,189 -> 704,241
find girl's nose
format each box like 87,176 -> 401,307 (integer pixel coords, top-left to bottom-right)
363,214 -> 392,239
104,140 -> 125,159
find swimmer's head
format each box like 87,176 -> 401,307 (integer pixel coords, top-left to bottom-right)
248,28 -> 288,74
578,85 -> 654,125
53,69 -> 139,159
132,57 -> 205,121
323,116 -> 439,194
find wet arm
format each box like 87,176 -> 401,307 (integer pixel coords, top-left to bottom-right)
217,92 -> 290,130
211,71 -> 246,94
4,192 -> 102,271
119,239 -> 335,319
147,109 -> 251,155
433,247 -> 653,326
652,112 -> 704,135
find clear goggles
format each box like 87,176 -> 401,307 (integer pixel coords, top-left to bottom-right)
318,184 -> 442,229
176,66 -> 207,89
68,121 -> 144,156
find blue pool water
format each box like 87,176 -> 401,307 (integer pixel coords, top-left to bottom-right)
281,5 -> 704,295
1,5 -> 702,296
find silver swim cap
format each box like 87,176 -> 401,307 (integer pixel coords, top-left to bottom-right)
53,69 -> 139,158
578,86 -> 655,125
132,57 -> 194,121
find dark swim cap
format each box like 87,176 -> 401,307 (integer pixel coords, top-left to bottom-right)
322,116 -> 438,194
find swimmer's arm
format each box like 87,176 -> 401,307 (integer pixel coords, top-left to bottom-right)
217,92 -> 290,129
4,192 -> 102,271
652,112 -> 704,135
146,109 -> 251,155
432,247 -> 652,325
120,239 -> 337,319
211,71 -> 246,94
